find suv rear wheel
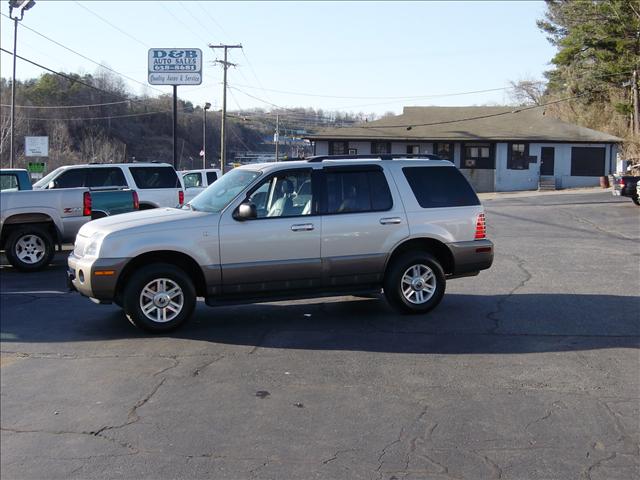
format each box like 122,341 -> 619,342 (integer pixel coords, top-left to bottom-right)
5,226 -> 55,272
384,252 -> 446,314
122,263 -> 196,333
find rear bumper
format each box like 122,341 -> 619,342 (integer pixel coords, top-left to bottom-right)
449,240 -> 494,275
67,254 -> 128,301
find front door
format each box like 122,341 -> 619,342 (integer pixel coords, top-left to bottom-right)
541,147 -> 555,176
218,168 -> 321,295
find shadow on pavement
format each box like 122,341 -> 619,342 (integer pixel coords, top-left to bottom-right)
2,285 -> 638,354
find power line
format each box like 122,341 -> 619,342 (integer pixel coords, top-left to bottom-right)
0,47 -> 169,112
352,91 -> 599,130
73,1 -> 149,48
8,110 -> 171,122
0,12 -> 163,95
159,2 -> 208,45
0,100 -> 130,109
230,83 -> 512,100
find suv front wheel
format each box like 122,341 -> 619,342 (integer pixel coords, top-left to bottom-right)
122,263 -> 196,332
384,252 -> 446,314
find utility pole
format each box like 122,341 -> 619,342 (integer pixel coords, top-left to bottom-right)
208,44 -> 242,174
202,102 -> 211,169
274,113 -> 279,162
8,1 -> 36,168
172,85 -> 178,169
633,70 -> 639,136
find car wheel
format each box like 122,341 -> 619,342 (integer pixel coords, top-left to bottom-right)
631,196 -> 640,206
123,263 -> 196,333
5,226 -> 55,272
384,252 -> 446,314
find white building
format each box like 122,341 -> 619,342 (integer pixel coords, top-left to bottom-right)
306,106 -> 621,192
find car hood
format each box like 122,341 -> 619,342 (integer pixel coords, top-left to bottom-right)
78,208 -> 210,237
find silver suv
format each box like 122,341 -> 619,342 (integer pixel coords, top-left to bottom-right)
68,155 -> 493,332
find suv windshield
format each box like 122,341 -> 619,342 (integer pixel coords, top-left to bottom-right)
188,169 -> 260,213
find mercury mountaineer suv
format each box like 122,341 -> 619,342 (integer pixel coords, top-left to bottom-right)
68,155 -> 494,332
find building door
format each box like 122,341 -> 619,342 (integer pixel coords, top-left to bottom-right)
540,147 -> 555,176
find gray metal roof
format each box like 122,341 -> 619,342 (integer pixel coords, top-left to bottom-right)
306,106 -> 622,143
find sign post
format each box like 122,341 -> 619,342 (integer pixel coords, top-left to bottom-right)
148,48 -> 202,169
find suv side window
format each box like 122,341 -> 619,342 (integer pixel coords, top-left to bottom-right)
403,166 -> 480,208
129,167 -> 180,189
324,168 -> 392,214
53,169 -> 85,188
87,168 -> 127,188
248,170 -> 313,218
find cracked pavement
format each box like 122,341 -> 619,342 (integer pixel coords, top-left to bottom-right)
1,191 -> 639,479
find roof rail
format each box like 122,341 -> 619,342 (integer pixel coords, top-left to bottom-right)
306,154 -> 442,163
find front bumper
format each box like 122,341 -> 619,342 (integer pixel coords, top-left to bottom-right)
67,254 -> 128,301
449,240 -> 494,275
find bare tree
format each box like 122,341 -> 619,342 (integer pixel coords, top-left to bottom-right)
509,78 -> 547,106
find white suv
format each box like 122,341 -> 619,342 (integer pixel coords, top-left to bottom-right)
179,168 -> 221,202
68,155 -> 493,332
34,163 -> 184,209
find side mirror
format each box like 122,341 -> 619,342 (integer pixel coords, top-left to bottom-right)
233,202 -> 257,221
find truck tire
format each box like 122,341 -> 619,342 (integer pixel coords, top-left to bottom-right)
5,226 -> 55,272
123,263 -> 196,333
384,251 -> 446,314
632,196 -> 640,206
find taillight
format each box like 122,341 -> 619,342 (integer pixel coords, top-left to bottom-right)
178,190 -> 184,205
618,178 -> 625,187
475,213 -> 486,240
83,191 -> 92,216
132,191 -> 140,210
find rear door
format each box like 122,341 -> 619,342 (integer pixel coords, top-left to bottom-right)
128,166 -> 182,208
319,165 -> 409,287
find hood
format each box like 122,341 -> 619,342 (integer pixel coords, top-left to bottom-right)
78,208 -> 209,237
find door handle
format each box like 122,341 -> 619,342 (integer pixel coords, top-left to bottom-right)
291,223 -> 314,232
379,217 -> 402,225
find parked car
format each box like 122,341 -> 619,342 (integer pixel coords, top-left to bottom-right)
611,174 -> 639,206
33,163 -> 184,209
180,168 -> 221,202
1,169 -> 33,191
1,184 -> 138,271
68,155 -> 494,332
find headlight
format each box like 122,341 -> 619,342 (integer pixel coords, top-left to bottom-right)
84,232 -> 106,258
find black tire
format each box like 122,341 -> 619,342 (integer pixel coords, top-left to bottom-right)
4,226 -> 55,272
122,263 -> 196,333
383,251 -> 446,314
631,196 -> 640,206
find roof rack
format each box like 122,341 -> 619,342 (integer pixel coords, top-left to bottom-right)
306,154 -> 442,162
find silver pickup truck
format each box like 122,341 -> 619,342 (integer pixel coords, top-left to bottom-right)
68,155 -> 494,332
1,188 -> 92,271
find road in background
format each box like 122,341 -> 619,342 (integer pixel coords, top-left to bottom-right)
1,191 -> 638,479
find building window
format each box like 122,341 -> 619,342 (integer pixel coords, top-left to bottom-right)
462,143 -> 494,169
407,145 -> 420,154
329,141 -> 348,155
371,141 -> 391,154
434,142 -> 453,161
571,147 -> 605,176
348,148 -> 358,155
507,143 -> 529,170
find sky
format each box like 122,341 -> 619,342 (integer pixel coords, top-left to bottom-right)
0,1 -> 558,117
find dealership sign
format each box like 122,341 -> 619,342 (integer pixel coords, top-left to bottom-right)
25,136 -> 48,157
148,48 -> 202,85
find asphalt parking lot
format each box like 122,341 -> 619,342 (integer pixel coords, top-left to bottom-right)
1,189 -> 639,480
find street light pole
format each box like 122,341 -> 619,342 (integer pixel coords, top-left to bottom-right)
202,102 -> 211,169
8,0 -> 36,169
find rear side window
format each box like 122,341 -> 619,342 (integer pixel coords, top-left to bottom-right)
53,169 -> 85,188
129,167 -> 180,189
325,169 -> 392,214
87,168 -> 127,188
206,171 -> 218,184
403,166 -> 480,208
0,174 -> 19,191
